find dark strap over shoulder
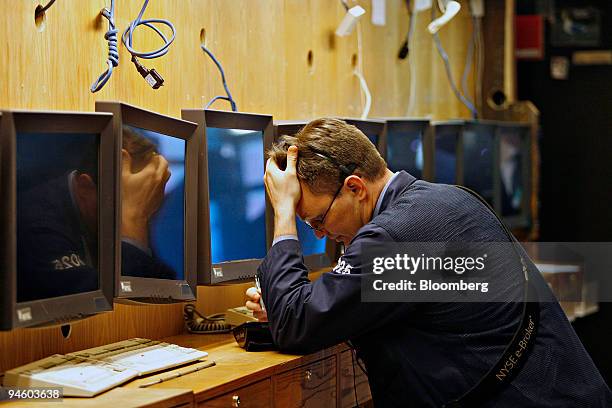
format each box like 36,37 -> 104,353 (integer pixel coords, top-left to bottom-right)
443,186 -> 540,408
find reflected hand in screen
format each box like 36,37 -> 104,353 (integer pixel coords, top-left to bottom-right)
121,149 -> 171,247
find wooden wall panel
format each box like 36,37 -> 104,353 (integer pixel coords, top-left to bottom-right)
0,0 -> 506,373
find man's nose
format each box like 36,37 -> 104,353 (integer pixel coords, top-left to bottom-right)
314,229 -> 327,239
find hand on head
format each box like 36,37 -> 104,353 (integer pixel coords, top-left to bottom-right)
120,149 -> 171,247
264,145 -> 301,215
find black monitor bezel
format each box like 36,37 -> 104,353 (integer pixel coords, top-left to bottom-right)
460,120 -> 498,207
381,118 -> 433,181
430,120 -> 465,185
0,110 -> 115,329
182,109 -> 274,285
96,101 -> 198,303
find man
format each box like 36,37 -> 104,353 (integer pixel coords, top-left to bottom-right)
246,118 -> 610,407
17,127 -> 174,303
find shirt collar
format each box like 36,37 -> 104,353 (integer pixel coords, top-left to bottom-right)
373,172 -> 399,218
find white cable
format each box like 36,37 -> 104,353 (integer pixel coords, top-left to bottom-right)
354,21 -> 371,119
354,71 -> 372,119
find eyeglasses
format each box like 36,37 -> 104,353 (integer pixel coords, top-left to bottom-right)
302,149 -> 356,232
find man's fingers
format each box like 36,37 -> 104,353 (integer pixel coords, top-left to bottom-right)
245,287 -> 260,300
286,145 -> 299,174
265,155 -> 282,177
245,300 -> 263,312
121,150 -> 132,175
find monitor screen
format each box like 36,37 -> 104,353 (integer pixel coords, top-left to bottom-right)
386,130 -> 424,178
463,126 -> 495,206
366,133 -> 379,148
499,130 -> 525,217
296,217 -> 327,256
206,127 -> 267,263
121,125 -> 185,281
434,129 -> 458,184
16,132 -> 100,303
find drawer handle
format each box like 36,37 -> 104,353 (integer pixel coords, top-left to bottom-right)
304,369 -> 313,381
232,395 -> 241,407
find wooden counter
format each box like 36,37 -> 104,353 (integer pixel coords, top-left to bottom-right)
1,333 -> 372,408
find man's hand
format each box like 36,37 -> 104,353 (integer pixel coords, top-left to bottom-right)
265,145 -> 300,238
245,287 -> 268,321
121,149 -> 171,247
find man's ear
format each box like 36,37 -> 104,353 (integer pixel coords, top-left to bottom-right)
345,175 -> 367,199
74,173 -> 96,193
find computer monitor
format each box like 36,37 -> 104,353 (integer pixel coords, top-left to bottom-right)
0,110 -> 115,329
383,118 -> 431,180
182,109 -> 273,284
273,120 -> 342,270
495,122 -> 531,228
430,120 -> 463,185
96,102 -> 198,303
461,121 -> 497,207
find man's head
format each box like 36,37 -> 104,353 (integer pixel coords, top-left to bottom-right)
269,118 -> 390,245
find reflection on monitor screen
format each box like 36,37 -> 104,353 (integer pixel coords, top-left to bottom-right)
366,134 -> 379,148
296,218 -> 326,256
463,129 -> 494,205
121,125 -> 185,280
207,127 -> 267,263
434,132 -> 457,184
499,132 -> 524,216
16,132 -> 100,303
386,131 -> 423,177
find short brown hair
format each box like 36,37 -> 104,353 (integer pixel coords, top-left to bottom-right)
269,118 -> 387,195
122,125 -> 158,172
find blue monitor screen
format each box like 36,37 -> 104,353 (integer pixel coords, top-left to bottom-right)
207,127 -> 267,263
434,129 -> 458,184
386,130 -> 423,178
366,134 -> 379,149
499,130 -> 525,216
121,125 -> 185,281
16,132 -> 100,302
296,218 -> 327,256
463,127 -> 495,206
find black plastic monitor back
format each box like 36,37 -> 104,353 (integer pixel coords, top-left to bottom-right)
0,110 -> 115,329
97,101 -> 198,303
182,109 -> 274,285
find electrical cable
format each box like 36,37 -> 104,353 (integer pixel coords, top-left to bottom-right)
35,0 -> 57,16
90,0 -> 118,93
122,0 -> 175,88
460,16 -> 477,113
354,21 -> 371,119
201,44 -> 238,112
431,6 -> 478,118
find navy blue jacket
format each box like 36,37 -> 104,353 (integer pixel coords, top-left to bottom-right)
259,171 -> 611,407
17,175 -> 175,303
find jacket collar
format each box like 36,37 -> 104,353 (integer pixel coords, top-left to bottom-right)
374,171 -> 417,218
